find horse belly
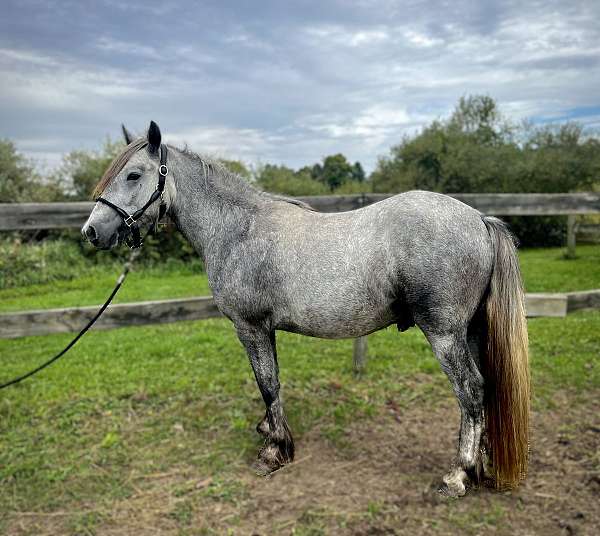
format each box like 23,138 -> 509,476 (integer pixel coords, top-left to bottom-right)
276,283 -> 398,339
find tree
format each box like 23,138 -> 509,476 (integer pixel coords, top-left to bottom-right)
54,138 -> 124,200
219,158 -> 251,180
254,164 -> 328,196
448,94 -> 507,145
0,140 -> 62,202
520,123 -> 600,193
351,162 -> 366,183
319,154 -> 355,191
371,95 -> 520,194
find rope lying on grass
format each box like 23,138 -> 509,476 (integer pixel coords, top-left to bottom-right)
0,249 -> 139,390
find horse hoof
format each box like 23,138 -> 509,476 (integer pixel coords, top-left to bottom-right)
439,469 -> 468,498
251,457 -> 282,476
438,482 -> 466,498
251,443 -> 287,476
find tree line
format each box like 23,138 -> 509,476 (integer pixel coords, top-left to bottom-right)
2,95 -> 598,245
0,139 -> 367,203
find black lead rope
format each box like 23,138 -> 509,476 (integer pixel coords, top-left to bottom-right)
0,249 -> 139,389
1,146 -> 170,390
0,245 -> 140,390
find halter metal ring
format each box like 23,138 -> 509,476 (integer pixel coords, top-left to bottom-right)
158,164 -> 169,176
124,215 -> 136,227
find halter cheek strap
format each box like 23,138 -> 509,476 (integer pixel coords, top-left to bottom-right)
96,144 -> 169,249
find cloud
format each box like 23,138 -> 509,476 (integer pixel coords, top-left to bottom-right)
166,126 -> 283,164
0,0 -> 599,174
0,46 -> 152,111
95,37 -> 158,58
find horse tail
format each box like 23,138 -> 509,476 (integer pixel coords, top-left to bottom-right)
481,216 -> 530,489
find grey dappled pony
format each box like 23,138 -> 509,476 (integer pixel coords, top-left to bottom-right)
83,121 -> 530,497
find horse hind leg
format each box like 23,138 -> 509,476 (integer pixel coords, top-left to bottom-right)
426,328 -> 485,497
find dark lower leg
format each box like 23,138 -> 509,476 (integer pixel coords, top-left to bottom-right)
256,399 -> 294,473
236,324 -> 295,474
428,331 -> 484,496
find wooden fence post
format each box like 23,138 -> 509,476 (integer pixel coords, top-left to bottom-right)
566,214 -> 577,259
353,336 -> 368,374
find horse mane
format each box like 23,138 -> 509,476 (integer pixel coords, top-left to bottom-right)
92,138 -> 148,198
92,138 -> 314,212
178,146 -> 314,211
264,193 -> 315,211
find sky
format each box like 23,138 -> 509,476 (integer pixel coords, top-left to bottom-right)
1,0 -> 599,174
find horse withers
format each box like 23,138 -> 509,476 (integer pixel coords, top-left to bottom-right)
82,121 -> 530,497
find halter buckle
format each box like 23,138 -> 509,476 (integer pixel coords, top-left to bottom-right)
158,164 -> 169,176
124,215 -> 136,227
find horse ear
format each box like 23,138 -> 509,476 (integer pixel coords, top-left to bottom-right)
121,124 -> 134,145
147,120 -> 162,154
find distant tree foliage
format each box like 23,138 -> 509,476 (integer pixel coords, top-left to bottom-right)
0,140 -> 63,203
219,158 -> 251,180
53,139 -> 124,200
370,95 -> 600,245
319,154 -> 357,191
254,164 -> 329,196
371,95 -> 599,195
254,155 -> 367,195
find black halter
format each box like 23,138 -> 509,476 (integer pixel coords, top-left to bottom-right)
96,144 -> 169,249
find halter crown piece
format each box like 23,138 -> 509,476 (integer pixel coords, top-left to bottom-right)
96,144 -> 169,249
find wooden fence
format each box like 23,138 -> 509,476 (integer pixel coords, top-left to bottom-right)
2,193 -> 599,368
1,291 -> 598,340
2,193 -> 600,230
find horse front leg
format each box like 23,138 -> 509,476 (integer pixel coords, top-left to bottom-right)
235,323 -> 294,475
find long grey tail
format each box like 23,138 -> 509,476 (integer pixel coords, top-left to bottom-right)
481,216 -> 530,489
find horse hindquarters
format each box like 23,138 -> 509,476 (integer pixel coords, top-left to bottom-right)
415,215 -> 529,496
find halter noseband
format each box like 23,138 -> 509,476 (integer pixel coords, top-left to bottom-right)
96,144 -> 169,249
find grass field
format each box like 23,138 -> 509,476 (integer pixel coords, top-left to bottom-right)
0,245 -> 599,535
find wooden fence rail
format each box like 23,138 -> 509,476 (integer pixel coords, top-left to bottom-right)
1,193 -> 600,230
2,194 -> 599,371
2,290 -> 598,340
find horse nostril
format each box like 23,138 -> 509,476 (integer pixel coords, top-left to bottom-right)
85,225 -> 97,241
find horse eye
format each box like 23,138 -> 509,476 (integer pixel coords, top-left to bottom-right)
127,172 -> 141,181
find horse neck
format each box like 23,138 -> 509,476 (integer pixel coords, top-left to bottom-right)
169,150 -> 262,262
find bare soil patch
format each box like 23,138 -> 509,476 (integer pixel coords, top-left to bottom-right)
5,391 -> 600,535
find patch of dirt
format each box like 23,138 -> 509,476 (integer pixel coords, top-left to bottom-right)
5,391 -> 600,535
228,393 -> 600,536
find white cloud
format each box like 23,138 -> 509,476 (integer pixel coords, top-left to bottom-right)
0,46 -> 155,110
95,37 -> 157,58
403,29 -> 443,48
166,126 -> 283,163
305,25 -> 390,48
2,0 -> 600,176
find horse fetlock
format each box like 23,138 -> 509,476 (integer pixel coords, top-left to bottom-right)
256,415 -> 270,437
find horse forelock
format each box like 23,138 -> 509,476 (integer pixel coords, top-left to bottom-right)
92,138 -> 149,199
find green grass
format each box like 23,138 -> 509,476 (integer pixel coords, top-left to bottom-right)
0,245 -> 598,533
518,244 -> 600,292
0,263 -> 210,313
1,311 -> 598,503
